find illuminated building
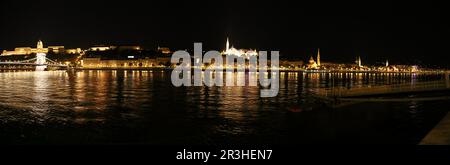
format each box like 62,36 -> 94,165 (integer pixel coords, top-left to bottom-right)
3,40 -> 41,55
117,46 -> 141,51
82,45 -> 171,68
222,37 -> 258,58
3,47 -> 33,55
65,48 -> 82,54
1,40 -> 47,55
157,46 -> 172,54
88,45 -> 141,52
306,48 -> 321,69
82,58 -> 156,68
307,56 -> 318,69
81,57 -> 171,68
411,65 -> 418,72
1,40 -> 81,56
48,46 -> 65,54
89,46 -> 112,51
280,59 -> 303,69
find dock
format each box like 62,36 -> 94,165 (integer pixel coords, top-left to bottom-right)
317,80 -> 450,98
420,112 -> 450,145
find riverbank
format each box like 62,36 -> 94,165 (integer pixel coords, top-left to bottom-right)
420,112 -> 450,145
75,67 -> 445,74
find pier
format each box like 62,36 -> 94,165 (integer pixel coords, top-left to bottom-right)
317,72 -> 450,98
420,112 -> 450,145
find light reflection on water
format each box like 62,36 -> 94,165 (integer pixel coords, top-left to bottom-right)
0,70 -> 448,144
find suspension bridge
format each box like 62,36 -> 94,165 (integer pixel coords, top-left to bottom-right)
0,53 -> 68,71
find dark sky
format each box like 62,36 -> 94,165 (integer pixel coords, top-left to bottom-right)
1,0 -> 449,67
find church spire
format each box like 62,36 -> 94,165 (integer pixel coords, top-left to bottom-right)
358,56 -> 362,67
226,37 -> 230,51
317,48 -> 321,66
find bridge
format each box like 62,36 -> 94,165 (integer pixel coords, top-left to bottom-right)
0,53 -> 67,71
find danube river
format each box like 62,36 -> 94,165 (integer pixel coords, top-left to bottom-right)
0,70 -> 448,144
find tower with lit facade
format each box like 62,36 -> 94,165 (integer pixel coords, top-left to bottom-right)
37,40 -> 44,49
35,40 -> 47,71
317,48 -> 321,66
226,37 -> 230,51
356,56 -> 362,67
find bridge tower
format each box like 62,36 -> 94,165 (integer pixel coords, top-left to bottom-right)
36,53 -> 47,71
35,40 -> 47,71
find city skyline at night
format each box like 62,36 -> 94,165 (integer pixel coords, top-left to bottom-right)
0,39 -> 427,72
1,0 -> 449,162
1,1 -> 450,67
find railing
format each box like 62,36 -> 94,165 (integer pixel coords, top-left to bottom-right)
0,57 -> 67,67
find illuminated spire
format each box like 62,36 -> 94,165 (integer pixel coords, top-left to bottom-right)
386,59 -> 389,67
226,37 -> 230,51
358,56 -> 362,67
317,48 -> 321,66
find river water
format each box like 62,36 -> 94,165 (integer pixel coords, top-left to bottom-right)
0,70 -> 448,144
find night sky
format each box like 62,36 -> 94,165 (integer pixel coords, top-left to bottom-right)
1,0 -> 449,67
